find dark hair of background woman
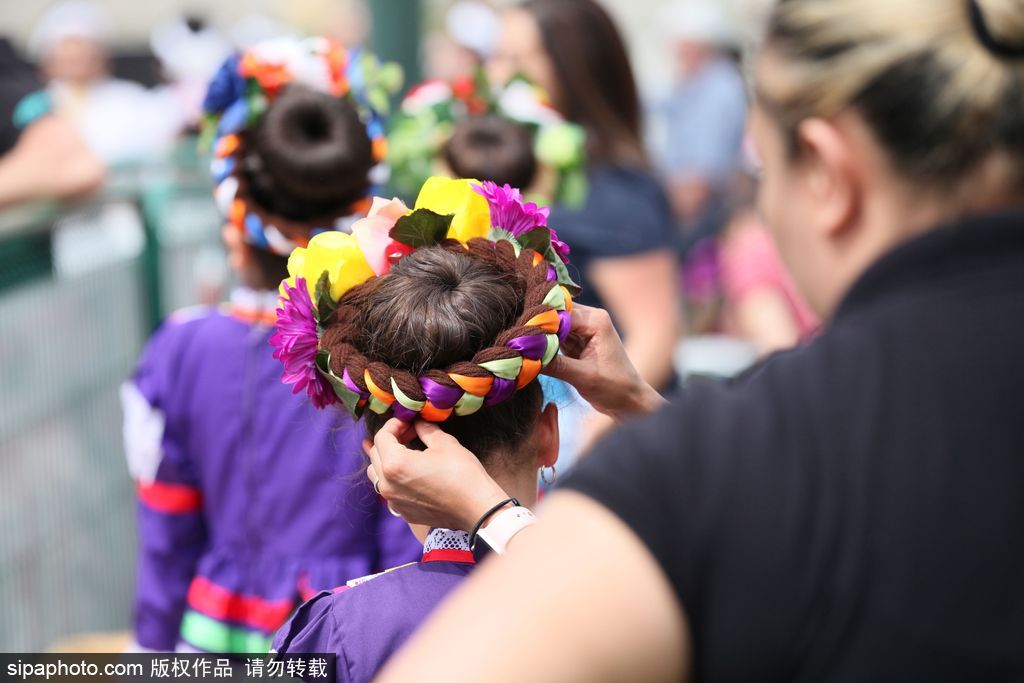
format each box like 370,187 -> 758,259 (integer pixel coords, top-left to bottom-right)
520,0 -> 648,168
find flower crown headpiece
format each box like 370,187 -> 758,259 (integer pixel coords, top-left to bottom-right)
271,176 -> 580,422
388,73 -> 588,208
202,37 -> 402,255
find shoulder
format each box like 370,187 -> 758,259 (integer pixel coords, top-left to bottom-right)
272,591 -> 338,655
326,560 -> 472,620
143,305 -> 244,357
563,330 -> 868,554
132,306 -> 242,397
275,562 -> 472,680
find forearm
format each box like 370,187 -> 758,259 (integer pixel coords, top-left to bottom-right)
624,327 -> 679,393
734,289 -> 801,355
133,504 -> 206,650
0,116 -> 104,208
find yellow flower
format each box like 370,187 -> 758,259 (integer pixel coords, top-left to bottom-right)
414,176 -> 491,243
284,231 -> 375,302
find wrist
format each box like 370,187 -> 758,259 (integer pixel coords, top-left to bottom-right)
610,379 -> 664,422
458,482 -> 511,532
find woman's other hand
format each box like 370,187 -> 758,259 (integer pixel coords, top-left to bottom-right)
365,419 -> 510,531
544,303 -> 667,422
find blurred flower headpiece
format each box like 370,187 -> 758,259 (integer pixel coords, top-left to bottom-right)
388,73 -> 588,208
271,176 -> 579,420
202,36 -> 402,255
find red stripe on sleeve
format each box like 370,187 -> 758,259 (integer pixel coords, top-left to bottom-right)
137,481 -> 203,514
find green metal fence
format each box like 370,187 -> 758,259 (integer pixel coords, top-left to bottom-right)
0,145 -> 224,651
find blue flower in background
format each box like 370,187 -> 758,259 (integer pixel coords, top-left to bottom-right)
202,55 -> 245,114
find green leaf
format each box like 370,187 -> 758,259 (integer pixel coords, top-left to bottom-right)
316,352 -> 363,417
379,63 -> 404,94
368,89 -> 391,118
313,271 -> 337,323
558,169 -> 589,209
390,209 -> 453,247
518,227 -> 552,255
546,246 -> 581,295
245,80 -> 267,124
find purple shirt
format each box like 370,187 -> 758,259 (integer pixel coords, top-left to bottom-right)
124,291 -> 421,652
273,529 -> 475,681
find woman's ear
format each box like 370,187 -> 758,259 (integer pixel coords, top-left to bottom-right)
536,402 -> 560,469
222,224 -> 252,273
794,116 -> 862,240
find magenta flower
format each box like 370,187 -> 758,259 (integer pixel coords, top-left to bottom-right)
270,277 -> 338,409
473,181 -> 570,264
473,181 -> 549,236
549,228 -> 571,264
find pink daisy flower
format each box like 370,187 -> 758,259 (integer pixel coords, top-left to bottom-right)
270,278 -> 338,409
472,181 -> 570,264
473,181 -> 549,236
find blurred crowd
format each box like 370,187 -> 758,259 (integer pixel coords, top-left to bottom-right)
0,0 -> 806,377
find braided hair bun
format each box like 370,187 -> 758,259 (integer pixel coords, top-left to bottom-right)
244,83 -> 374,224
319,242 -> 553,461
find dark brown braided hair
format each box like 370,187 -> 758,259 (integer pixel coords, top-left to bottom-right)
319,241 -> 550,463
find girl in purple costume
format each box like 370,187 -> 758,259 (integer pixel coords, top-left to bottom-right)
121,40 -> 420,654
271,245 -> 560,681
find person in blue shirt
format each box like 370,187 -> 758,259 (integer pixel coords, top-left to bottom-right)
488,0 -> 682,405
659,1 -> 747,253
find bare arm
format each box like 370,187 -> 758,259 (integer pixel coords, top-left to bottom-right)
0,115 -> 104,209
733,288 -> 801,355
588,250 -> 682,391
667,176 -> 712,226
376,491 -> 691,683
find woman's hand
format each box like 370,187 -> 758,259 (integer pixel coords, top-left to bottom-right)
544,304 -> 667,421
365,419 -> 510,531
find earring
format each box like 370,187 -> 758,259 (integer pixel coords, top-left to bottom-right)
540,465 -> 557,486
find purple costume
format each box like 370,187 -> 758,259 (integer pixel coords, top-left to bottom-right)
272,529 -> 476,681
121,288 -> 421,653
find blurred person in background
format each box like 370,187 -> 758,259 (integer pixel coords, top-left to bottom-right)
122,38 -> 417,654
718,137 -> 818,354
0,36 -> 102,207
719,206 -> 819,353
489,0 -> 682,447
284,0 -> 372,51
659,0 -> 747,254
28,0 -> 184,164
149,15 -> 233,130
366,0 -> 1024,680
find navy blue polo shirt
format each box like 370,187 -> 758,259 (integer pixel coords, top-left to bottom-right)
565,210 -> 1024,681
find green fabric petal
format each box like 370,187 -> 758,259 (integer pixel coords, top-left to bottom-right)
479,356 -> 523,380
454,392 -> 484,416
391,378 -> 426,411
542,285 -> 566,311
542,334 -> 560,366
368,396 -> 391,414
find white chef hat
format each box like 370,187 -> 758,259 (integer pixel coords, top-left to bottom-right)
29,0 -> 113,58
662,0 -> 738,48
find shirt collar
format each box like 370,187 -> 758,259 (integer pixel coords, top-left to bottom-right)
835,209 -> 1024,322
422,528 -> 471,554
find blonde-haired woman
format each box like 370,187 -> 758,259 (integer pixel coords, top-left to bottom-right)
366,1 -> 1024,681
